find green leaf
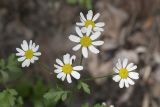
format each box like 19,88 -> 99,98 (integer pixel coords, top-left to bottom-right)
17,97 -> 23,105
0,59 -> 5,69
0,70 -> 9,82
33,81 -> 48,98
34,100 -> 44,107
78,81 -> 91,94
0,89 -> 23,107
7,54 -> 21,73
77,82 -> 82,89
61,92 -> 67,101
94,103 -> 107,107
8,89 -> 18,96
44,89 -> 69,103
78,0 -> 84,5
85,0 -> 92,9
82,103 -> 89,107
66,0 -> 77,4
0,54 -> 22,82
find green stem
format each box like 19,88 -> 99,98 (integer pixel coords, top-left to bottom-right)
37,61 -> 60,88
83,73 -> 116,81
80,54 -> 84,65
37,61 -> 51,73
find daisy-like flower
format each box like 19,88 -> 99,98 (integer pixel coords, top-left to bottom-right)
76,10 -> 105,33
54,53 -> 83,83
69,26 -> 104,58
112,58 -> 139,88
16,40 -> 41,67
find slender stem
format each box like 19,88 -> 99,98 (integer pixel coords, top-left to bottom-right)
37,61 -> 51,73
37,61 -> 60,88
83,73 -> 116,81
80,54 -> 84,65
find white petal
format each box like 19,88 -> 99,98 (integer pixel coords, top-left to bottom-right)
32,56 -> 39,61
71,71 -> 80,79
81,27 -> 87,33
54,69 -> 62,73
21,40 -> 28,51
30,56 -> 38,64
117,59 -> 122,69
127,78 -> 135,85
33,52 -> 41,56
128,65 -> 137,71
126,63 -> 134,70
57,72 -> 65,79
18,57 -> 26,62
93,27 -> 104,32
82,47 -> 88,58
76,22 -> 84,26
56,58 -> 63,66
32,45 -> 39,52
88,45 -> 99,54
113,67 -> 119,73
22,59 -> 30,67
90,32 -> 101,40
54,64 -> 62,69
123,58 -> 128,68
63,53 -> 70,64
61,74 -> 66,81
73,44 -> 81,51
124,79 -> 129,88
112,75 -> 121,82
86,25 -> 92,36
16,48 -> 24,54
73,66 -> 83,71
32,43 -> 36,49
26,60 -> 31,67
80,17 -> 85,23
95,22 -> 105,27
67,74 -> 72,83
69,35 -> 80,43
92,41 -> 104,46
29,40 -> 33,49
129,72 -> 139,79
75,27 -> 83,37
119,79 -> 125,88
116,63 -> 121,70
16,52 -> 25,56
80,12 -> 86,21
92,13 -> 100,21
30,58 -> 35,63
87,10 -> 93,20
70,55 -> 76,64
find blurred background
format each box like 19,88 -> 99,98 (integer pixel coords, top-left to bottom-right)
0,0 -> 160,107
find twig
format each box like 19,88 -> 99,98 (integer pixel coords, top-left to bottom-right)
83,73 -> 116,81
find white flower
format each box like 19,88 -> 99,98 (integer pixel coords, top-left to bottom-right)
54,53 -> 83,83
112,58 -> 139,88
76,10 -> 105,33
69,26 -> 104,58
16,40 -> 41,67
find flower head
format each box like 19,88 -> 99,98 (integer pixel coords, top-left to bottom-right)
69,26 -> 104,58
54,53 -> 83,83
113,58 -> 139,88
76,10 -> 105,33
16,40 -> 41,67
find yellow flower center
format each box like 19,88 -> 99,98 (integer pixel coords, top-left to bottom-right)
62,64 -> 73,74
80,36 -> 92,47
25,50 -> 33,59
85,20 -> 95,28
119,68 -> 128,78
